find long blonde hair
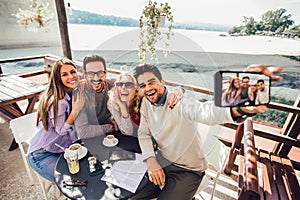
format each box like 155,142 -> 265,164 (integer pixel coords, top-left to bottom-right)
37,58 -> 77,130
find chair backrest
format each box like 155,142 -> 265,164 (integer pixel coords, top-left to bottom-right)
9,112 -> 52,200
10,112 -> 37,144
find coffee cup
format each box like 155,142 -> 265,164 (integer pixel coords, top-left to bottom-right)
68,143 -> 82,152
104,134 -> 116,146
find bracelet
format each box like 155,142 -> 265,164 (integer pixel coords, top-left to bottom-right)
236,106 -> 255,117
236,106 -> 248,117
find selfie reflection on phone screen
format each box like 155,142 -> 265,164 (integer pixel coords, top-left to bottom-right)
221,73 -> 270,107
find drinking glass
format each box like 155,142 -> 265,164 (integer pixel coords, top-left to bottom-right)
66,151 -> 80,174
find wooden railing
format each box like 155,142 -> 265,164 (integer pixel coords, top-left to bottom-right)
1,54 -> 299,169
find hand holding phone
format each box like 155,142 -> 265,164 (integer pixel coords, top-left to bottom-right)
214,71 -> 271,107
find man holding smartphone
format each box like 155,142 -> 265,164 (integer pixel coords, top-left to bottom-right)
131,64 -> 282,199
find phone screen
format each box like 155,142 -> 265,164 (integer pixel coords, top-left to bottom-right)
214,71 -> 271,107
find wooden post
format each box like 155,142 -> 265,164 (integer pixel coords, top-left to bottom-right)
54,0 -> 72,59
243,118 -> 259,196
224,123 -> 244,174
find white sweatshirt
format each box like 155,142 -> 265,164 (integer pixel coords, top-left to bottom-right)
138,93 -> 234,171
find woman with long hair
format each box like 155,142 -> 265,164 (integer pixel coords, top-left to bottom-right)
28,58 -> 85,183
223,77 -> 241,106
108,73 -> 142,137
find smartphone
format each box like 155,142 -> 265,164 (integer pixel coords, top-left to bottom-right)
214,71 -> 271,107
108,150 -> 136,161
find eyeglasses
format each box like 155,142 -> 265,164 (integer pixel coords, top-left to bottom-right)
115,82 -> 135,89
85,70 -> 106,78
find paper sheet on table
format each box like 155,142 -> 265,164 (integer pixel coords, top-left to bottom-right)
101,153 -> 147,193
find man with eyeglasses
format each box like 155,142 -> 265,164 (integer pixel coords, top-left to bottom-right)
74,54 -> 116,138
241,76 -> 250,97
238,76 -> 250,105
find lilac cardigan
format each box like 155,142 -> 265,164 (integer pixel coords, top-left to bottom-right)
28,93 -> 77,153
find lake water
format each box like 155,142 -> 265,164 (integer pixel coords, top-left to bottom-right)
68,24 -> 300,55
1,24 -> 299,101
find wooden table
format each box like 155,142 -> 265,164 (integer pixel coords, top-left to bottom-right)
0,75 -> 45,150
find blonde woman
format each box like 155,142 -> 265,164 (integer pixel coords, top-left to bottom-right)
108,73 -> 141,137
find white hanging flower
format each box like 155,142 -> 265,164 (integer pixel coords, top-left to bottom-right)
139,0 -> 174,64
12,0 -> 54,28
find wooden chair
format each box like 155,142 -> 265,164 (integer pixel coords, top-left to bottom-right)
224,118 -> 300,200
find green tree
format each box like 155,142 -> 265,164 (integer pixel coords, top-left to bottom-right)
242,16 -> 257,35
284,25 -> 300,37
260,8 -> 294,33
229,8 -> 295,36
228,25 -> 244,35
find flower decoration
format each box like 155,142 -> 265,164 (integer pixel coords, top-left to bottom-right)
139,0 -> 174,63
12,0 -> 54,28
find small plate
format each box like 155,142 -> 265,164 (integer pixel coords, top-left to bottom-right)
64,146 -> 88,160
103,138 -> 119,147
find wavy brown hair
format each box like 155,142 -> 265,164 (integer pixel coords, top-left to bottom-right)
36,58 -> 77,130
223,77 -> 240,102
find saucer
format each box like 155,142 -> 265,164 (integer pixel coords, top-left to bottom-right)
64,146 -> 88,160
103,138 -> 119,147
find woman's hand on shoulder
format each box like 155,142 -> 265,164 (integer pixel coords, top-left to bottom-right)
168,86 -> 185,109
78,79 -> 87,93
72,91 -> 85,117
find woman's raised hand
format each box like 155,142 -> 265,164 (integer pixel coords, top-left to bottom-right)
113,87 -> 124,107
72,91 -> 85,118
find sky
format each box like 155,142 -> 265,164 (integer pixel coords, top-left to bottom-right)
68,0 -> 300,26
